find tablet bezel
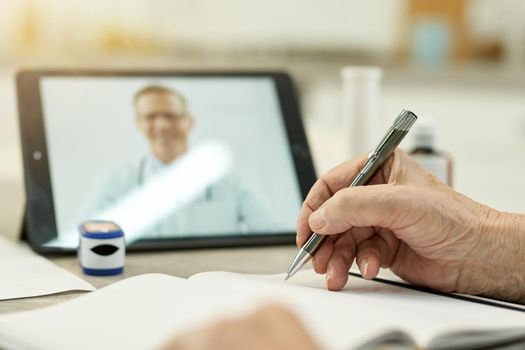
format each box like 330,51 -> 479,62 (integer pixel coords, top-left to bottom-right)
17,69 -> 317,254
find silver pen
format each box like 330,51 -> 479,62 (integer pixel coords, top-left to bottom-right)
285,109 -> 418,281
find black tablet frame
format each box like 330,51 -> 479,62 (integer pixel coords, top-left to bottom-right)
17,69 -> 317,254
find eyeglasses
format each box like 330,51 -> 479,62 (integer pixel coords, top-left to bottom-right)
139,112 -> 188,122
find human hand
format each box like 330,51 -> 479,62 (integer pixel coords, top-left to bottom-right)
161,304 -> 319,350
297,149 -> 525,302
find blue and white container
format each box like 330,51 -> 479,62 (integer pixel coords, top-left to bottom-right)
78,221 -> 125,276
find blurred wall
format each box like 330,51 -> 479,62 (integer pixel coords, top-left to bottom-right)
2,0 -> 525,67
0,0 -> 406,59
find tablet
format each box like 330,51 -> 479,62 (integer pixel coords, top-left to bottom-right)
17,70 -> 316,253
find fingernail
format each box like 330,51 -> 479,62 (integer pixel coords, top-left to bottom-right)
326,266 -> 333,284
310,207 -> 327,230
360,259 -> 369,278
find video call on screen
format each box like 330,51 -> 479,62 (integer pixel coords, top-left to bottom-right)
40,76 -> 303,243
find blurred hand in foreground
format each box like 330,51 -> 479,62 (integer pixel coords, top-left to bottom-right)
162,304 -> 319,350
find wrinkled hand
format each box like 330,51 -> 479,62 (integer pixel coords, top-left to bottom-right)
297,149 -> 525,301
161,304 -> 319,350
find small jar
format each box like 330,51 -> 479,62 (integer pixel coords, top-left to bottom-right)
409,118 -> 453,187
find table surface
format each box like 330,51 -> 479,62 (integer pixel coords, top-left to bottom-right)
0,244 -> 299,315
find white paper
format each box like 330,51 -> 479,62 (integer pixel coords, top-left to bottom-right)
0,272 -> 381,350
1,270 -> 525,350
190,270 -> 525,348
0,274 -> 257,350
350,264 -> 525,312
0,235 -> 95,300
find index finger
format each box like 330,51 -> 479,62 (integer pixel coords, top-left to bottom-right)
296,153 -> 369,246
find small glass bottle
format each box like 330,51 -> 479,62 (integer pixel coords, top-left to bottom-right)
408,118 -> 453,187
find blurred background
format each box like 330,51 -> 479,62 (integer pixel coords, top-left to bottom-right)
1,0 -> 525,240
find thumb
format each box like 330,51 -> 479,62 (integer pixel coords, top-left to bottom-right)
308,184 -> 408,236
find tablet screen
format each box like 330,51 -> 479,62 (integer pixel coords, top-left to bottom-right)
38,76 -> 305,246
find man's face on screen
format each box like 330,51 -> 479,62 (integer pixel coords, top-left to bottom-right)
135,92 -> 193,163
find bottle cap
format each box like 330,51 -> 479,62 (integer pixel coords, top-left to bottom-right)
413,117 -> 436,149
341,66 -> 383,80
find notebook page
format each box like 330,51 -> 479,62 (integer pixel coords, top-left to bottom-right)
0,235 -> 94,301
189,270 -> 525,347
0,274 -> 258,350
351,264 -> 525,312
189,270 -> 413,349
0,272 -> 395,350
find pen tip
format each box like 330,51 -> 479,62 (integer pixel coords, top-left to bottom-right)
284,274 -> 290,281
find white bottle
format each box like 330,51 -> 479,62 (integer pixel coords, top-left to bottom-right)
340,66 -> 383,158
408,118 -> 453,187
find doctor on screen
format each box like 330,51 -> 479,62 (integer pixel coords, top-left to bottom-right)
77,85 -> 272,238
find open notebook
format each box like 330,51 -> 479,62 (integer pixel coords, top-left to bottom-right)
0,270 -> 524,350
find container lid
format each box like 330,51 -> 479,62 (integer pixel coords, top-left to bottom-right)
341,66 -> 383,80
413,117 -> 437,149
79,221 -> 124,239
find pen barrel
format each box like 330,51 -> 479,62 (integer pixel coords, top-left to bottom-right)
303,233 -> 326,256
351,111 -> 416,187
